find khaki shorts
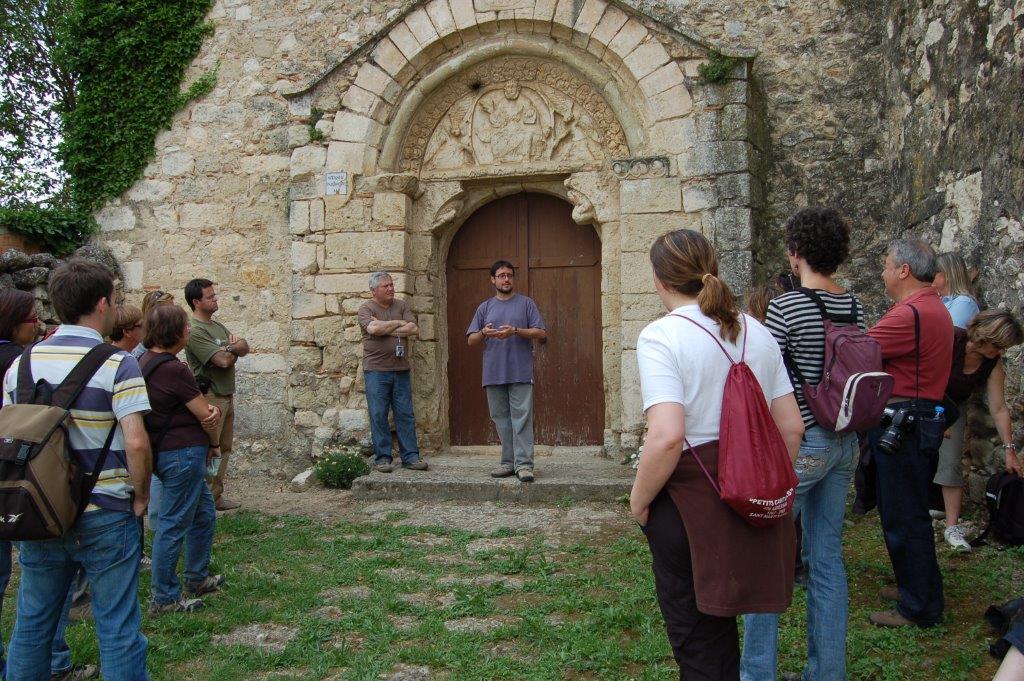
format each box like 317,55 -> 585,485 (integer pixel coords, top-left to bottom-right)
933,414 -> 965,487
207,394 -> 234,454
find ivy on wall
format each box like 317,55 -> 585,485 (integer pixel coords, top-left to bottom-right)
698,51 -> 742,84
5,0 -> 215,252
58,0 -> 215,215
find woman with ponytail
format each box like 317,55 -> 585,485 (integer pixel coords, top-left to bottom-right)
630,229 -> 804,680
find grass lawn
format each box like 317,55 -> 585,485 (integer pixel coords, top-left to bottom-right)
6,505 -> 1022,680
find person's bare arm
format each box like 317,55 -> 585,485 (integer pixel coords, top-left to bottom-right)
987,363 -> 1020,475
630,402 -> 686,525
468,324 -> 496,346
515,326 -> 546,340
770,393 -> 805,463
366,319 -> 404,336
208,350 -> 239,369
228,335 -> 249,357
185,395 -> 221,437
394,321 -> 419,337
120,412 -> 152,517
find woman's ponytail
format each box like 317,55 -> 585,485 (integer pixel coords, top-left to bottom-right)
696,273 -> 740,343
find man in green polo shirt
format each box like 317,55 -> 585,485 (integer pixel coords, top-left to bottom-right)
184,278 -> 249,511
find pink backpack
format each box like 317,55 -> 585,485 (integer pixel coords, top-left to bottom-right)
784,289 -> 893,432
673,314 -> 798,527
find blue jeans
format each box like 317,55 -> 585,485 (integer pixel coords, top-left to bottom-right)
742,426 -> 858,681
151,445 -> 215,605
7,509 -> 149,681
870,401 -> 944,625
364,370 -> 420,465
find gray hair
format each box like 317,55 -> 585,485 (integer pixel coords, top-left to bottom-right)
368,271 -> 392,291
887,239 -> 937,283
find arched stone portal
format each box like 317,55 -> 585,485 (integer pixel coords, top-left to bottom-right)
446,192 -> 604,447
281,0 -> 762,460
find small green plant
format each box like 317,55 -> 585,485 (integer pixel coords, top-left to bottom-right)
313,444 -> 369,489
698,50 -> 742,84
308,107 -> 325,142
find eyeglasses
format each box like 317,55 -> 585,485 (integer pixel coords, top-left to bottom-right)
22,316 -> 39,325
494,273 -> 514,280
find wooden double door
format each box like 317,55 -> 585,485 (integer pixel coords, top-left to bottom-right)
446,192 -> 604,446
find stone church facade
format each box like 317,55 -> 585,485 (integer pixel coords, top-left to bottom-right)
95,0 -> 1024,479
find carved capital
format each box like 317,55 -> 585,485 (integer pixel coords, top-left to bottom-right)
430,196 -> 465,232
611,156 -> 671,179
356,173 -> 421,197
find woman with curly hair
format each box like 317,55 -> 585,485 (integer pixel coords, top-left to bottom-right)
742,207 -> 864,681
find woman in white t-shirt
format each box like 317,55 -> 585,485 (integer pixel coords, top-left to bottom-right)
630,229 -> 804,680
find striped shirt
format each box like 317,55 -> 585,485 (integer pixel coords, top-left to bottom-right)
764,290 -> 865,428
2,325 -> 151,513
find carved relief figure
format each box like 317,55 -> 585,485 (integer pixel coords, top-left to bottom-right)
405,58 -> 629,173
474,81 -> 550,164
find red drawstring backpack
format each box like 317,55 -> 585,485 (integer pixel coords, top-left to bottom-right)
672,314 -> 798,527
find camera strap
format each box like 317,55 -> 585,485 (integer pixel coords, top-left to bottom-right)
907,303 -> 921,402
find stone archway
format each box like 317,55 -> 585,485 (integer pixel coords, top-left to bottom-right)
281,0 -> 761,460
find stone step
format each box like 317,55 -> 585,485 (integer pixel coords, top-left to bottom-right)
351,453 -> 635,504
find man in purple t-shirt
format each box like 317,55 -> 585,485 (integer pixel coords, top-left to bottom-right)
466,260 -> 547,482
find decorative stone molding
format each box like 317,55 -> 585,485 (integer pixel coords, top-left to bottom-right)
356,173 -> 422,197
611,156 -> 671,179
430,195 -> 465,231
399,57 -> 629,173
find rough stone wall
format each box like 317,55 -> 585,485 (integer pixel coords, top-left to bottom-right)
880,0 -> 1024,499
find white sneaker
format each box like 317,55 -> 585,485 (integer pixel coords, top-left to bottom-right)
944,524 -> 971,552
928,509 -> 946,520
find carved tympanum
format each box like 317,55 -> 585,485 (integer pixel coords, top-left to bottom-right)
400,58 -> 628,173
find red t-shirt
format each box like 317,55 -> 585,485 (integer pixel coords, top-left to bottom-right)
867,287 -> 953,401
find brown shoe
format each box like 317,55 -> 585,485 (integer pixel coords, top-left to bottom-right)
879,586 -> 900,602
215,498 -> 241,511
402,460 -> 429,471
490,466 -> 515,478
869,609 -> 917,627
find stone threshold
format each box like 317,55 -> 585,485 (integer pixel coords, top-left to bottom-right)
351,453 -> 633,504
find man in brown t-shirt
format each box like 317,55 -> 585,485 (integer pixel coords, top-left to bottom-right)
356,272 -> 428,473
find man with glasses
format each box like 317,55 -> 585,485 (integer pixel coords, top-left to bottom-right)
466,260 -> 547,482
111,305 -> 143,354
184,279 -> 248,511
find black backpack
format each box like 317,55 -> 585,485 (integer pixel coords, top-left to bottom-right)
974,472 -> 1024,546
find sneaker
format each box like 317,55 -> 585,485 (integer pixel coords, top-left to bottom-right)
516,469 -> 535,483
879,586 -> 900,601
402,460 -> 429,471
490,466 -> 514,478
215,498 -> 241,511
868,609 -> 918,628
51,664 -> 99,680
944,524 -> 972,552
148,597 -> 204,616
184,574 -> 225,597
928,509 -> 947,520
373,462 -> 394,473
140,555 -> 152,571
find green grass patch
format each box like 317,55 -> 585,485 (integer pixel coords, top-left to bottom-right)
3,508 -> 1016,679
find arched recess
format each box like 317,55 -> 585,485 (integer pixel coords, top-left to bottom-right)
445,192 -> 604,447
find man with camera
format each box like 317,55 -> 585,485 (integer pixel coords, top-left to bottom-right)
866,239 -> 954,628
357,272 -> 427,473
184,279 -> 249,511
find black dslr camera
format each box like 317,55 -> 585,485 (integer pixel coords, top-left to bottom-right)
877,406 -> 915,455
